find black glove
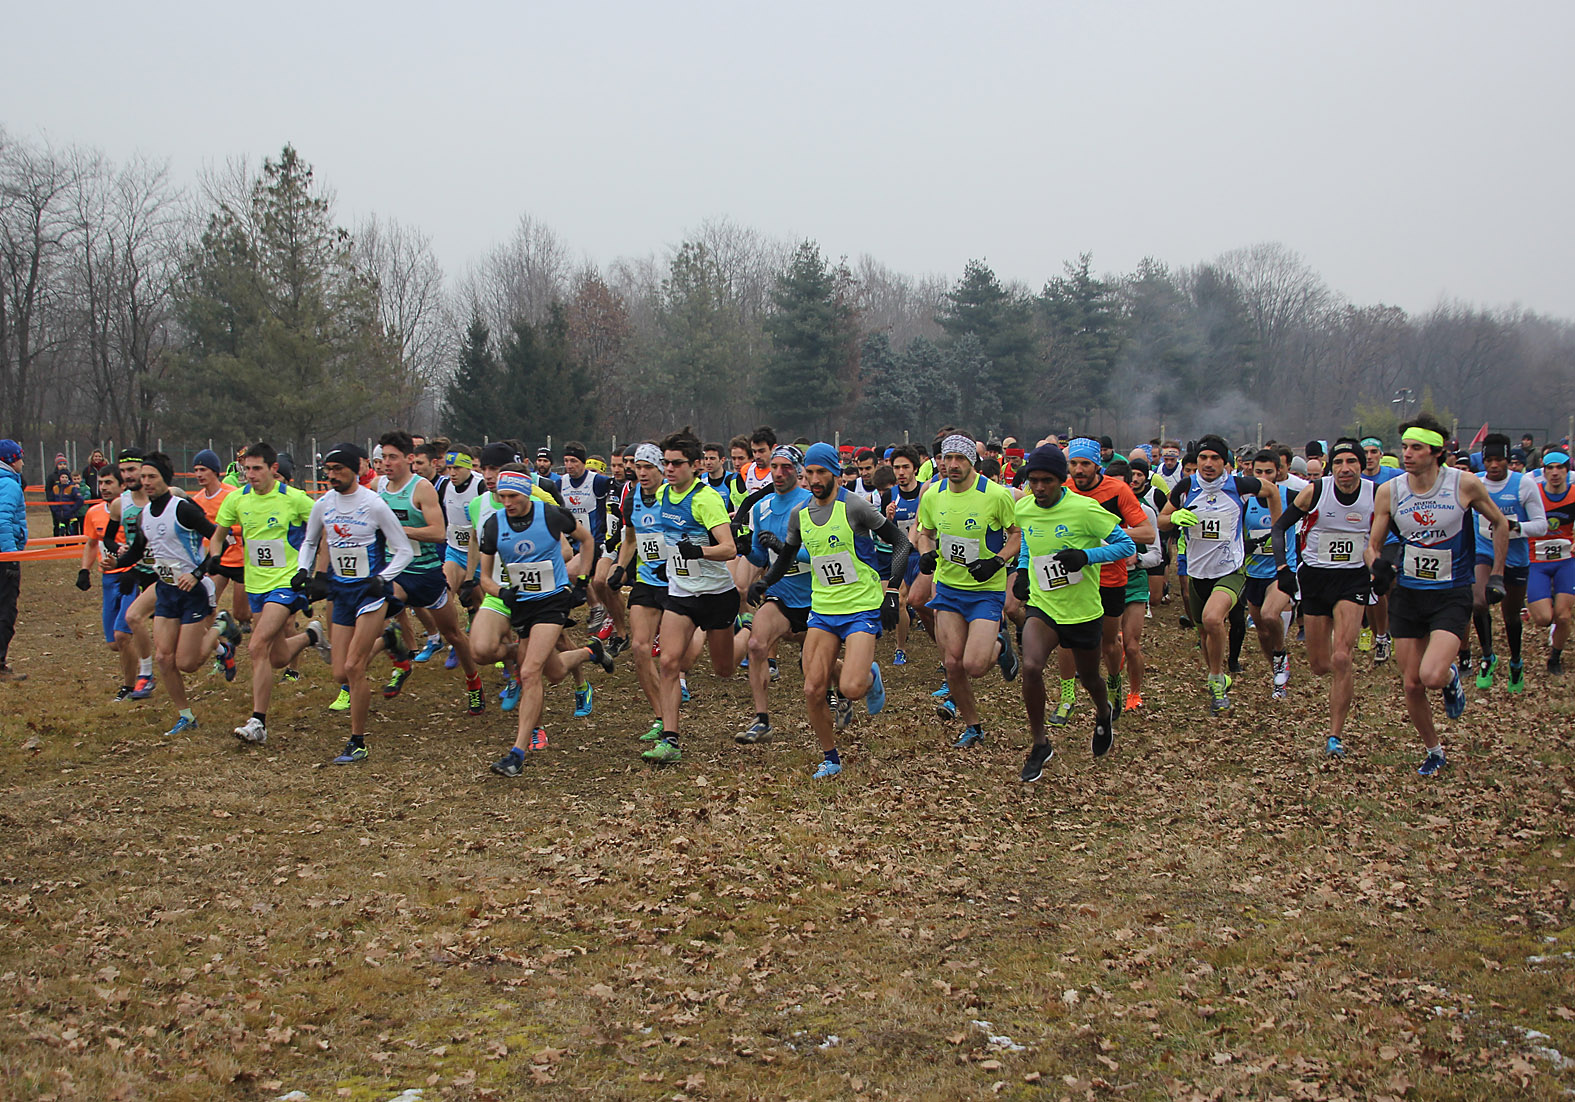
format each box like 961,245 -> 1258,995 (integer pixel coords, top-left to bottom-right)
306,571 -> 331,602
677,538 -> 705,560
500,585 -> 521,605
966,556 -> 1006,581
654,562 -> 668,583
747,579 -> 767,607
365,575 -> 387,601
1052,548 -> 1089,572
1276,566 -> 1298,597
75,568 -> 91,591
569,580 -> 588,607
458,578 -> 479,604
756,531 -> 786,556
1487,574 -> 1506,604
881,588 -> 900,630
193,554 -> 219,580
918,549 -> 938,576
291,568 -> 311,592
603,533 -> 620,554
607,564 -> 625,590
1012,569 -> 1030,601
1370,558 -> 1397,597
734,529 -> 752,558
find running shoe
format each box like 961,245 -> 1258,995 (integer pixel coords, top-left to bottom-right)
587,637 -> 615,674
1272,682 -> 1287,701
1549,652 -> 1564,677
165,715 -> 198,737
997,626 -> 1020,681
953,725 -> 984,749
1442,664 -> 1466,720
642,738 -> 681,764
1358,627 -> 1373,652
217,641 -> 237,682
1208,677 -> 1232,714
573,680 -> 593,717
529,727 -> 548,750
1416,748 -> 1447,777
382,624 -> 411,662
329,686 -> 351,712
443,645 -> 458,669
1020,741 -> 1053,782
1476,653 -> 1497,689
1373,634 -> 1392,664
332,740 -> 368,765
1326,735 -> 1345,758
932,683 -> 952,699
608,635 -> 628,658
1178,615 -> 1193,630
490,750 -> 523,777
638,719 -> 665,741
216,609 -> 241,647
383,663 -> 412,699
413,636 -> 443,662
680,678 -> 691,703
594,618 -> 615,642
866,662 -> 885,716
499,678 -> 521,711
812,759 -> 842,780
735,718 -> 771,744
1508,660 -> 1525,693
1228,658 -> 1243,675
1091,709 -> 1115,758
834,694 -> 854,730
129,673 -> 155,700
892,649 -> 907,667
935,697 -> 958,721
233,717 -> 268,745
281,667 -> 301,682
587,606 -> 607,636
466,683 -> 484,716
768,658 -> 779,682
1272,653 -> 1290,689
1124,691 -> 1143,712
1106,670 -> 1122,703
112,685 -> 133,703
1048,700 -> 1073,726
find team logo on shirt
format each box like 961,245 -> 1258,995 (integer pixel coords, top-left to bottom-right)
1054,524 -> 1070,538
826,533 -> 843,547
963,518 -> 979,530
1345,512 -> 1362,524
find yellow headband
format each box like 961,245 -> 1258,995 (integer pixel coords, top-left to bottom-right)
446,451 -> 475,470
1401,427 -> 1444,448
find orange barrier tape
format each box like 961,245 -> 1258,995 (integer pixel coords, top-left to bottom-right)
0,534 -> 89,562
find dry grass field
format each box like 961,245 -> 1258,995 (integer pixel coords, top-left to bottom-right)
1,560 -> 1572,1100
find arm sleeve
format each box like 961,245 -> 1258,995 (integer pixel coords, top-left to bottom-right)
297,503 -> 325,573
733,485 -> 772,528
1519,478 -> 1549,538
1168,484 -> 1187,508
1084,520 -> 1136,564
757,512 -> 803,592
546,507 -> 579,539
113,530 -> 149,571
1234,475 -> 1264,497
875,517 -> 910,584
1271,499 -> 1309,569
479,513 -> 500,556
846,491 -> 910,581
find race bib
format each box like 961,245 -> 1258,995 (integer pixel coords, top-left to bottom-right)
638,532 -> 667,565
154,560 -> 184,585
1246,527 -> 1273,555
140,545 -> 157,568
503,561 -> 549,593
1402,544 -> 1452,583
1196,508 -> 1233,540
668,548 -> 693,580
331,545 -> 371,580
453,527 -> 472,547
1534,538 -> 1572,562
1322,535 -> 1358,564
940,533 -> 980,566
811,551 -> 858,588
248,539 -> 285,570
1030,553 -> 1084,592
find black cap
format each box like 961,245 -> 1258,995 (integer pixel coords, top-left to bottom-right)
480,443 -> 516,468
323,442 -> 367,469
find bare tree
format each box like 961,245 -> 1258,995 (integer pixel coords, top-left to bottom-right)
851,254 -> 946,349
1214,242 -> 1334,400
355,214 -> 453,429
458,213 -> 571,336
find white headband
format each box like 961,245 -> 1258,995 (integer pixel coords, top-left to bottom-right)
634,443 -> 663,467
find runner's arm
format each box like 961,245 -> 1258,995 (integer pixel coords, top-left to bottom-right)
1517,477 -> 1548,538
296,505 -> 325,575
1087,522 -> 1136,563
1270,482 -> 1318,570
406,481 -> 447,544
1365,483 -> 1392,569
755,510 -> 802,591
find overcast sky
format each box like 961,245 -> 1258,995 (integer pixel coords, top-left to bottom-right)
7,1 -> 1572,316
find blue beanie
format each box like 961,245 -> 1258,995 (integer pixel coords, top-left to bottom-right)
192,448 -> 223,473
804,442 -> 841,474
0,439 -> 22,464
1067,437 -> 1102,462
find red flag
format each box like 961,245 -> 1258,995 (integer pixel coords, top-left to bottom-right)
1469,423 -> 1489,448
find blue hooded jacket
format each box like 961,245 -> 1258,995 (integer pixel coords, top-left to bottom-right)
0,463 -> 27,553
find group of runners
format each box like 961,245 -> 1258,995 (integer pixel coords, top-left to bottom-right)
67,413 -> 1575,782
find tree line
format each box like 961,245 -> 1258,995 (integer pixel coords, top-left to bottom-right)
5,128 -> 1572,465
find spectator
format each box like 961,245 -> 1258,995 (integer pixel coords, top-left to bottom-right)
46,469 -> 83,536
0,438 -> 26,682
81,448 -> 110,492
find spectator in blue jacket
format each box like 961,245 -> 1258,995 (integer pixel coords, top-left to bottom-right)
46,468 -> 83,536
0,438 -> 27,681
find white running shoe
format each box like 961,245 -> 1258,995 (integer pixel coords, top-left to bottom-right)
233,717 -> 268,745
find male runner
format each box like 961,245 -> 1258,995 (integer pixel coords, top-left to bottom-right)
430,444 -> 483,667
1012,444 -> 1136,780
752,442 -> 908,777
1468,433 -> 1545,690
295,442 -> 415,765
1368,416 -> 1508,775
884,444 -> 927,663
1244,450 -> 1298,700
915,434 -> 1021,748
110,453 -> 239,736
1527,449 -> 1575,675
77,466 -> 140,699
1158,434 -> 1281,713
210,442 -> 325,745
191,449 -> 250,629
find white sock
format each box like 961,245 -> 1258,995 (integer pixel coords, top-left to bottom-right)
138,657 -> 153,676
427,633 -> 440,644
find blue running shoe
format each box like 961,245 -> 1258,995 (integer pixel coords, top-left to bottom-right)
1443,665 -> 1466,720
333,739 -> 368,765
935,697 -> 958,721
1416,748 -> 1447,776
681,679 -> 691,704
866,662 -> 885,715
165,715 -> 198,737
931,683 -> 951,699
444,645 -> 458,670
217,641 -> 237,682
892,649 -> 907,667
413,636 -> 443,663
1326,735 -> 1345,758
499,678 -> 521,711
813,760 -> 842,780
953,724 -> 984,749
573,679 -> 593,717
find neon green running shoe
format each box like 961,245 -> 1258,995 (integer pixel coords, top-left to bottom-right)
642,738 -> 681,763
637,719 -> 664,741
329,686 -> 351,712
